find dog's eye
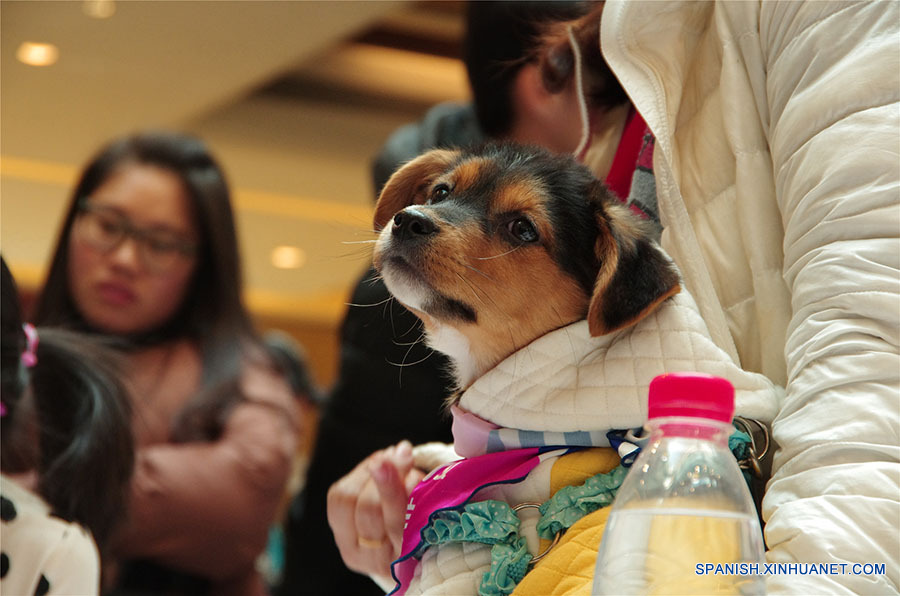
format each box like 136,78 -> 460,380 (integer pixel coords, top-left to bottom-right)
430,183 -> 451,204
507,217 -> 538,243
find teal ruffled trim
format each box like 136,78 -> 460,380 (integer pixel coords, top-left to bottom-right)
421,500 -> 532,596
729,428 -> 753,483
420,464 -> 626,596
422,501 -> 520,547
536,464 -> 627,539
729,429 -> 752,459
480,536 -> 530,596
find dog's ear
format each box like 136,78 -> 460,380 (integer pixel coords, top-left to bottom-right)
373,149 -> 460,231
587,191 -> 681,336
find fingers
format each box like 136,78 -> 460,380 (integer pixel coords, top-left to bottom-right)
327,450 -> 390,575
354,468 -> 390,549
326,441 -> 418,579
371,441 -> 423,553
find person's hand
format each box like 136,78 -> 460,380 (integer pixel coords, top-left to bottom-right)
327,440 -> 424,583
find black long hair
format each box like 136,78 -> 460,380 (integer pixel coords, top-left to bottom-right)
463,1 -> 587,137
33,131 -> 258,441
1,257 -> 134,552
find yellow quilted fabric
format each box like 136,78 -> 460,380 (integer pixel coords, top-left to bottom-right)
512,448 -> 619,596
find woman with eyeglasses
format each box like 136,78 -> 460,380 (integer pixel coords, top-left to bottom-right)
33,131 -> 302,596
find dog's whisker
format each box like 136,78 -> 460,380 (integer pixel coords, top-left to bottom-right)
341,239 -> 378,245
444,260 -> 500,309
345,296 -> 394,308
365,272 -> 385,286
388,348 -> 435,369
335,250 -> 376,261
388,295 -> 398,338
475,245 -> 522,260
462,262 -> 495,281
396,316 -> 423,341
394,330 -> 427,353
389,332 -> 433,388
454,272 -> 487,306
475,277 -> 503,310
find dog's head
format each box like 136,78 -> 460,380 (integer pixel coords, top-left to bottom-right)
373,143 -> 679,388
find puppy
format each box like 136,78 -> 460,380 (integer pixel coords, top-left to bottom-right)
370,143 -> 780,596
368,143 -> 683,594
373,142 -> 680,391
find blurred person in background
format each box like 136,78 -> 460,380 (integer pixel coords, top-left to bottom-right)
32,131 -> 303,596
262,330 -> 322,410
1,256 -> 134,595
257,330 -> 321,591
277,3 -> 599,595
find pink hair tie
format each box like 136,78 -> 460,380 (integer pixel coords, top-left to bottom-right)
21,323 -> 39,368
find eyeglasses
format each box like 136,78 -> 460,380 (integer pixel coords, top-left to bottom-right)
73,199 -> 198,272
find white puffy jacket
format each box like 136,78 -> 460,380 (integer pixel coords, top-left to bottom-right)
600,1 -> 899,594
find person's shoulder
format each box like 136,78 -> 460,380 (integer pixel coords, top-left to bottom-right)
419,102 -> 483,149
387,102 -> 482,153
373,102 -> 485,195
2,474 -> 50,518
1,475 -> 100,593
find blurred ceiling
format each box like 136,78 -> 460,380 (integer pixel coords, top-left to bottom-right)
0,0 -> 470,326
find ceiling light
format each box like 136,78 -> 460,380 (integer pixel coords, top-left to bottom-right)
16,42 -> 59,67
271,245 -> 307,270
83,0 -> 116,19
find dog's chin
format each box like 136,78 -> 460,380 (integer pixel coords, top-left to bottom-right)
377,252 -> 482,388
380,255 -> 434,314
381,262 -> 480,388
378,250 -> 478,325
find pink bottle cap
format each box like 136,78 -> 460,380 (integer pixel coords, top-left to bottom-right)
647,372 -> 735,423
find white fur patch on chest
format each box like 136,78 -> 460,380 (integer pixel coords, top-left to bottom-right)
427,323 -> 476,388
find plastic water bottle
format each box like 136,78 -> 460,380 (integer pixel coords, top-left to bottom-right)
593,372 -> 765,595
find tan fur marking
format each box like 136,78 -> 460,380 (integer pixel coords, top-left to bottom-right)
591,212 -> 620,296
605,201 -> 648,251
451,158 -> 489,192
373,149 -> 460,230
492,179 -> 555,251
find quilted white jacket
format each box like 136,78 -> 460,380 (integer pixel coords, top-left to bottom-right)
600,1 -> 900,594
404,290 -> 780,596
458,290 -> 780,434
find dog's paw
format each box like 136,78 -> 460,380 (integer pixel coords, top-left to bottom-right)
412,442 -> 461,473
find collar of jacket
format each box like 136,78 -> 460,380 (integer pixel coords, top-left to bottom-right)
455,290 -> 781,448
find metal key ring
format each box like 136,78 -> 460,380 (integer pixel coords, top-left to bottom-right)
512,502 -> 563,564
733,416 -> 770,461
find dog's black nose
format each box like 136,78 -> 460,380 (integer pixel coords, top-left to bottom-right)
392,210 -> 437,240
